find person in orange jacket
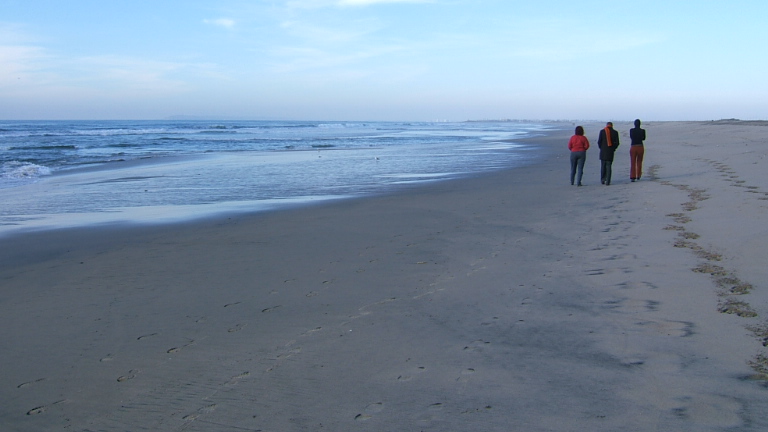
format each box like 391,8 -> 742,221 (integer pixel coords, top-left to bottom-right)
568,125 -> 590,186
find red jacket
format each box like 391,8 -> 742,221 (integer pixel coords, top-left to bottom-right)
568,135 -> 590,152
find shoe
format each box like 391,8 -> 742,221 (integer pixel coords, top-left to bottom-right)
601,180 -> 605,185
577,183 -> 582,187
631,178 -> 636,182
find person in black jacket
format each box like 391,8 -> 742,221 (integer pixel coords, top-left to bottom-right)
629,119 -> 646,182
597,122 -> 620,185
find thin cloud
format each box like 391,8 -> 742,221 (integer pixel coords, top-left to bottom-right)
285,0 -> 432,8
279,19 -> 383,43
0,24 -> 50,88
203,18 -> 236,29
337,0 -> 433,5
0,46 -> 45,84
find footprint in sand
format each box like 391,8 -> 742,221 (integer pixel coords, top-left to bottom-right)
26,406 -> 46,415
463,340 -> 491,353
301,326 -> 323,336
354,402 -> 385,421
137,333 -> 158,340
228,323 -> 246,333
603,298 -> 659,313
397,366 -> 427,381
606,253 -> 638,261
276,347 -> 302,360
225,371 -> 251,387
117,370 -> 139,382
671,394 -> 743,428
167,339 -> 195,354
183,403 -> 218,421
586,268 -> 607,276
17,378 -> 45,388
415,403 -> 446,424
637,320 -> 694,337
457,368 -> 476,382
617,281 -> 659,290
26,400 -> 65,416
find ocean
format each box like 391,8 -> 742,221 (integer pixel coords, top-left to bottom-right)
0,120 -> 557,237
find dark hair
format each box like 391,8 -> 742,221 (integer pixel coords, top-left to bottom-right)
575,125 -> 584,136
634,119 -> 641,127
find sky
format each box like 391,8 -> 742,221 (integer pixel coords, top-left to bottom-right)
1,0 -> 766,121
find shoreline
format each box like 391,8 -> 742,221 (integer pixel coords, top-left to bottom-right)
2,121 -> 768,430
0,121 -> 558,240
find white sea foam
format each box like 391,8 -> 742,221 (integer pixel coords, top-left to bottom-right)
2,162 -> 52,179
0,120 -> 560,236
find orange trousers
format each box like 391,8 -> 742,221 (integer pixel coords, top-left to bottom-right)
630,145 -> 645,180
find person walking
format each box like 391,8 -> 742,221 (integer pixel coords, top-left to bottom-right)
568,125 -> 590,186
597,122 -> 620,185
629,119 -> 646,182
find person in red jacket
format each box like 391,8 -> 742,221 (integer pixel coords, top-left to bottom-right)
568,125 -> 590,186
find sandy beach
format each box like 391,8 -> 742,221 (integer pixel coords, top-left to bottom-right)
2,121 -> 767,431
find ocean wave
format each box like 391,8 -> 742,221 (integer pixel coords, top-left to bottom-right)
8,144 -> 78,151
197,129 -> 238,134
2,162 -> 52,179
317,123 -> 370,129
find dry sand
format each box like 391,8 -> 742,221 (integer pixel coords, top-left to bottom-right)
1,121 -> 767,431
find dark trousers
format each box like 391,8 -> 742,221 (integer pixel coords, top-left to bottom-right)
570,151 -> 586,185
601,160 -> 613,185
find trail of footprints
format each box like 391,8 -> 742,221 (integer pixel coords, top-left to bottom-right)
17,297 -> 268,419
583,192 -> 693,340
650,162 -> 768,379
355,364 -> 483,423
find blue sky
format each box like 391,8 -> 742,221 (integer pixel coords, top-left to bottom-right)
1,0 -> 766,121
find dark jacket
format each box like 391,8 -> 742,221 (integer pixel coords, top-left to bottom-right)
598,127 -> 620,161
630,127 -> 646,145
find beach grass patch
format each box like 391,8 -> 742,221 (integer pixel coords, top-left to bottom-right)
692,263 -> 727,276
748,354 -> 768,380
664,225 -> 685,231
716,277 -> 753,295
718,298 -> 757,317
747,323 -> 768,347
673,239 -> 696,249
689,189 -> 709,201
679,231 -> 700,239
694,249 -> 722,261
670,214 -> 692,224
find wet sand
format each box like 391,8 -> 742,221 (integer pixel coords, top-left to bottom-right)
2,121 -> 767,431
